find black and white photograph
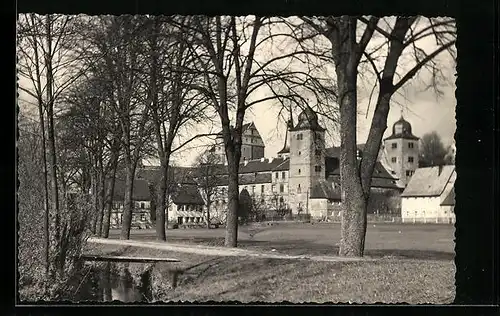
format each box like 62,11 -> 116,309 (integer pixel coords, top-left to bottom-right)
17,14 -> 461,303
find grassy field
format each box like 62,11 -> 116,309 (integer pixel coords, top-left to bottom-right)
107,222 -> 455,260
90,223 -> 456,303
85,242 -> 455,303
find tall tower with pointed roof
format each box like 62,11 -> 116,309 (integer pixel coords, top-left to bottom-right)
288,106 -> 326,213
383,116 -> 420,186
277,118 -> 294,159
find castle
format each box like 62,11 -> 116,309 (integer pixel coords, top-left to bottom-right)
193,108 -> 420,221
110,108 -> 421,226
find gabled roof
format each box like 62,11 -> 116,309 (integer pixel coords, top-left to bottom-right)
309,180 -> 341,201
440,188 -> 455,206
113,178 -> 151,201
202,157 -> 290,175
401,165 -> 455,197
212,173 -> 273,186
137,166 -> 197,185
216,122 -> 253,137
171,185 -> 205,205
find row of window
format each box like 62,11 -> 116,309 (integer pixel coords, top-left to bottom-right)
391,142 -> 415,149
296,133 -> 323,141
391,156 -> 415,163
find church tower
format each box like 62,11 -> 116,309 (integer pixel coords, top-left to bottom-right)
288,107 -> 326,214
383,115 -> 419,187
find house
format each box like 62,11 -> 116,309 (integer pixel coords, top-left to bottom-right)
110,166 -> 207,228
111,178 -> 152,228
400,165 -> 456,224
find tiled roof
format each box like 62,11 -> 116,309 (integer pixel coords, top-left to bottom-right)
440,187 -> 455,206
113,178 -> 151,201
200,157 -> 290,175
324,157 -> 396,180
212,172 -> 272,186
171,185 -> 205,205
216,122 -> 253,136
309,181 -> 341,201
137,166 -> 197,185
401,165 -> 455,197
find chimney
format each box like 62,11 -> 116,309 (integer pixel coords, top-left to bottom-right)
438,164 -> 443,176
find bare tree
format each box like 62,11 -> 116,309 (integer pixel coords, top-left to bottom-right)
195,151 -> 223,228
299,16 -> 456,256
141,16 -> 214,241
170,16 -> 336,247
17,13 -> 88,275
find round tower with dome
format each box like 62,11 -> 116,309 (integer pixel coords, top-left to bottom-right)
383,115 -> 420,187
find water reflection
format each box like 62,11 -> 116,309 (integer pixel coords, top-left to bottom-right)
76,262 -> 152,302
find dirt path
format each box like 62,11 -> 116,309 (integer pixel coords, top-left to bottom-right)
88,237 -> 373,263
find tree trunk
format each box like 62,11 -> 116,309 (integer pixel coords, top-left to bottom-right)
224,156 -> 239,247
37,98 -> 50,275
91,169 -> 98,235
148,184 -> 157,224
335,18 -> 367,257
156,155 -> 170,241
102,152 -> 119,238
120,164 -> 136,240
206,200 -> 211,229
97,165 -> 106,237
45,14 -> 61,250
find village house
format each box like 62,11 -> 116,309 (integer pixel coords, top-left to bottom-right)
111,178 -> 152,229
400,165 -> 456,224
110,166 -> 206,228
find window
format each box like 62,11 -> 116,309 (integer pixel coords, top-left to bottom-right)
252,186 -> 255,194
408,142 -> 414,149
406,170 -> 414,177
296,133 -> 303,140
282,171 -> 286,179
408,156 -> 414,163
391,157 -> 397,163
392,143 -> 397,149
261,199 -> 265,204
297,184 -> 302,193
298,151 -> 301,156
272,184 -> 276,192
140,214 -> 146,221
261,185 -> 265,193
275,172 -> 279,179
315,149 -> 321,156
298,168 -> 301,175
279,184 -> 284,193
314,165 -> 322,172
140,202 -> 145,209
251,138 -> 254,143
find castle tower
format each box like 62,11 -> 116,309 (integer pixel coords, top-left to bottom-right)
383,115 -> 419,186
288,107 -> 326,214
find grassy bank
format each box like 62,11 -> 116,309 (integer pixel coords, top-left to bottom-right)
84,242 -> 455,304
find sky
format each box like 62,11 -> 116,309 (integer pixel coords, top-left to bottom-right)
17,15 -> 457,168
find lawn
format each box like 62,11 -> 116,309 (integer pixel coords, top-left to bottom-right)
107,222 -> 455,260
84,242 -> 456,304
91,223 -> 456,303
